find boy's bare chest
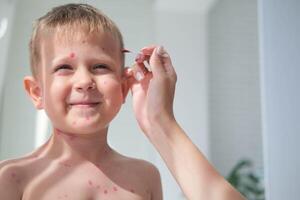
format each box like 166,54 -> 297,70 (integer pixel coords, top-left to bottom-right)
21,161 -> 151,200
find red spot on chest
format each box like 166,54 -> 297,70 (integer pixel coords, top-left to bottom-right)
11,172 -> 16,178
88,180 -> 93,186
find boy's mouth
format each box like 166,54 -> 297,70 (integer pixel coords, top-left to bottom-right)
69,102 -> 101,107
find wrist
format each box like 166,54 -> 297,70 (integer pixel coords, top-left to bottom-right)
146,116 -> 179,140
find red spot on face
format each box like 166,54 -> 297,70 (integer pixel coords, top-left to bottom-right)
104,190 -> 108,194
113,186 -> 118,191
96,185 -> 101,189
86,116 -> 90,121
72,121 -> 77,125
64,194 -> 68,198
103,81 -> 107,85
69,52 -> 75,58
82,40 -> 86,44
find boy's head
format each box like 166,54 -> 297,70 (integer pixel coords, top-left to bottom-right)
24,4 -> 129,135
29,3 -> 125,78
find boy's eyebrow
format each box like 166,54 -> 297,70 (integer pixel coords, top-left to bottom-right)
51,54 -> 116,66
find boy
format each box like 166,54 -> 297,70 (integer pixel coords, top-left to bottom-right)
0,3 -> 245,200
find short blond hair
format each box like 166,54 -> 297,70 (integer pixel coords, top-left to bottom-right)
29,3 -> 124,77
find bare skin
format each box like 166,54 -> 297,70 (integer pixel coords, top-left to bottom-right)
0,29 -> 245,200
126,45 -> 246,200
0,130 -> 162,200
0,29 -> 162,200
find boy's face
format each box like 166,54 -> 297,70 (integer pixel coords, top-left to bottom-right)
28,29 -> 128,135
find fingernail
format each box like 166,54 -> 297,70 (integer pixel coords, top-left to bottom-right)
156,46 -> 169,58
135,71 -> 144,81
135,53 -> 145,63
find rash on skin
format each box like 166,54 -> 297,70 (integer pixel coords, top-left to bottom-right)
88,180 -> 93,186
10,172 -> 21,184
69,52 -> 75,58
130,189 -> 135,193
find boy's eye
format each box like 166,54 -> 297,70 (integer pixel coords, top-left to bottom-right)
54,64 -> 72,72
93,64 -> 109,70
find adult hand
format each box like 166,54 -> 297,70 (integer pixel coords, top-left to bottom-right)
125,45 -> 177,136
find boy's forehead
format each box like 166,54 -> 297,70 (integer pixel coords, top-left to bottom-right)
39,28 -> 121,59
52,27 -> 120,49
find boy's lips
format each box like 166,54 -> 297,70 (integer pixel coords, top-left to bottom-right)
69,101 -> 102,107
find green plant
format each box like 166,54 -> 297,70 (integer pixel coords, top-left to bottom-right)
226,159 -> 264,200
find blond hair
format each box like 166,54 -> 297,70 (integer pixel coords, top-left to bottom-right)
29,3 -> 124,77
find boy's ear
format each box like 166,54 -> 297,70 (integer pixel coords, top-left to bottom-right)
23,76 -> 43,109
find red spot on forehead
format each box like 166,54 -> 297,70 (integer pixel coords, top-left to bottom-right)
113,186 -> 118,191
69,52 -> 75,58
88,180 -> 93,186
104,190 -> 108,194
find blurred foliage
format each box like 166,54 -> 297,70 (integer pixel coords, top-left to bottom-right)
226,159 -> 265,200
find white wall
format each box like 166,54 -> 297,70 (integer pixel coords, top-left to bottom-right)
258,0 -> 300,199
208,0 -> 263,176
0,0 -> 16,148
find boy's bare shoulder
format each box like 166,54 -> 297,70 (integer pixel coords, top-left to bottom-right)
109,150 -> 162,196
111,150 -> 160,176
0,156 -> 34,199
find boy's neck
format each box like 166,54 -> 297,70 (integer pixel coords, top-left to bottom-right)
40,127 -> 113,164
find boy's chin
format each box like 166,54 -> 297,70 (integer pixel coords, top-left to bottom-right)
68,123 -> 109,135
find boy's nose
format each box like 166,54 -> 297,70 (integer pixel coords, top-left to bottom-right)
74,71 -> 96,92
75,81 -> 96,92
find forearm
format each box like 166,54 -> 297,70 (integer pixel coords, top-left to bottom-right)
147,119 -> 245,200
